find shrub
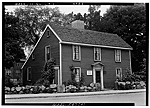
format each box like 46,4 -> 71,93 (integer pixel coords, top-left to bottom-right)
5,75 -> 14,88
35,78 -> 50,87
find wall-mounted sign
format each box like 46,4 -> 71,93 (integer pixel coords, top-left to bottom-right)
87,70 -> 92,75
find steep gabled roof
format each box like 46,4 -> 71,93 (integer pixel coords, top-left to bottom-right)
49,23 -> 132,49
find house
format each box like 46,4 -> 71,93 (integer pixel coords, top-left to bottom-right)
21,20 -> 132,89
5,59 -> 25,85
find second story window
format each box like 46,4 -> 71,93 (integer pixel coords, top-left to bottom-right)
115,49 -> 121,62
73,45 -> 81,61
45,45 -> 51,62
94,47 -> 101,61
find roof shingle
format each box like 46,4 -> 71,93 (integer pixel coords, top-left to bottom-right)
49,23 -> 132,49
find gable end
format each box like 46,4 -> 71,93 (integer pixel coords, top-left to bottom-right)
21,24 -> 62,69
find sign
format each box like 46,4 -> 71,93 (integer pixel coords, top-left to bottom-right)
87,70 -> 92,75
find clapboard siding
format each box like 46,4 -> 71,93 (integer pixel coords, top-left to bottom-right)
62,44 -> 130,88
22,27 -> 60,85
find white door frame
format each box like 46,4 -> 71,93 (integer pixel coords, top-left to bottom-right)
93,66 -> 104,90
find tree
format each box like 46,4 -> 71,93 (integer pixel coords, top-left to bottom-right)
100,4 -> 146,73
5,75 -> 14,88
86,5 -> 101,30
14,6 -> 63,45
35,58 -> 56,86
5,12 -> 26,68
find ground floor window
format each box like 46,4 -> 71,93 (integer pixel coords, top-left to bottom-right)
5,69 -> 12,76
27,67 -> 31,81
73,67 -> 81,82
16,70 -> 20,76
116,67 -> 122,80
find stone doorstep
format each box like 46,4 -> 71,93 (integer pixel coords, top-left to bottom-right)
5,89 -> 146,99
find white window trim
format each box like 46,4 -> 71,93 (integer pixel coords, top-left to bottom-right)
115,49 -> 121,62
27,67 -> 31,81
45,45 -> 51,62
73,67 -> 81,82
72,45 -> 81,61
116,67 -> 122,80
94,47 -> 101,61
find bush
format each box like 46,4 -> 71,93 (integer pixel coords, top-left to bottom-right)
35,78 -> 50,87
5,75 -> 14,88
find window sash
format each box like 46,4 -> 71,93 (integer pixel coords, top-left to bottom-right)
45,45 -> 51,62
73,68 -> 81,82
115,50 -> 121,62
6,69 -> 11,76
116,68 -> 122,80
94,47 -> 101,61
73,45 -> 81,60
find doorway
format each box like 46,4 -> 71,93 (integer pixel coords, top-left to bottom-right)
95,70 -> 101,83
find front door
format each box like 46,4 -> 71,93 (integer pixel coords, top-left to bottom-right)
96,70 -> 101,83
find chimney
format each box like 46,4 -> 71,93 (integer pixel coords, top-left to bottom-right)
71,20 -> 84,30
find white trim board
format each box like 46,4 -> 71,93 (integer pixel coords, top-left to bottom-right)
60,41 -> 133,50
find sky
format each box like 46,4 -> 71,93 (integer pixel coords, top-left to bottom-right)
5,5 -> 110,16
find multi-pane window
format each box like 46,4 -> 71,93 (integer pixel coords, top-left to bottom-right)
6,69 -> 11,76
94,47 -> 101,61
27,67 -> 31,81
116,68 -> 122,80
16,70 -> 20,76
73,45 -> 81,61
115,50 -> 121,62
73,68 -> 81,82
45,45 -> 51,62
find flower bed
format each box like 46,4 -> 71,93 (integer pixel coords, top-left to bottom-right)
115,81 -> 146,90
5,83 -> 102,94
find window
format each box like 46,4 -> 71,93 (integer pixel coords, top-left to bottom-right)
47,30 -> 50,37
94,47 -> 101,61
115,50 -> 121,62
6,69 -> 11,76
16,70 -> 20,76
116,68 -> 122,80
73,45 -> 81,61
73,67 -> 81,82
45,45 -> 51,62
27,67 -> 31,81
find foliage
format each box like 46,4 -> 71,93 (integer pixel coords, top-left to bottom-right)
34,78 -> 50,87
5,75 -> 14,88
100,4 -> 146,74
14,6 -> 63,45
5,12 -> 26,68
122,69 -> 142,82
68,65 -> 85,87
40,58 -> 56,84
